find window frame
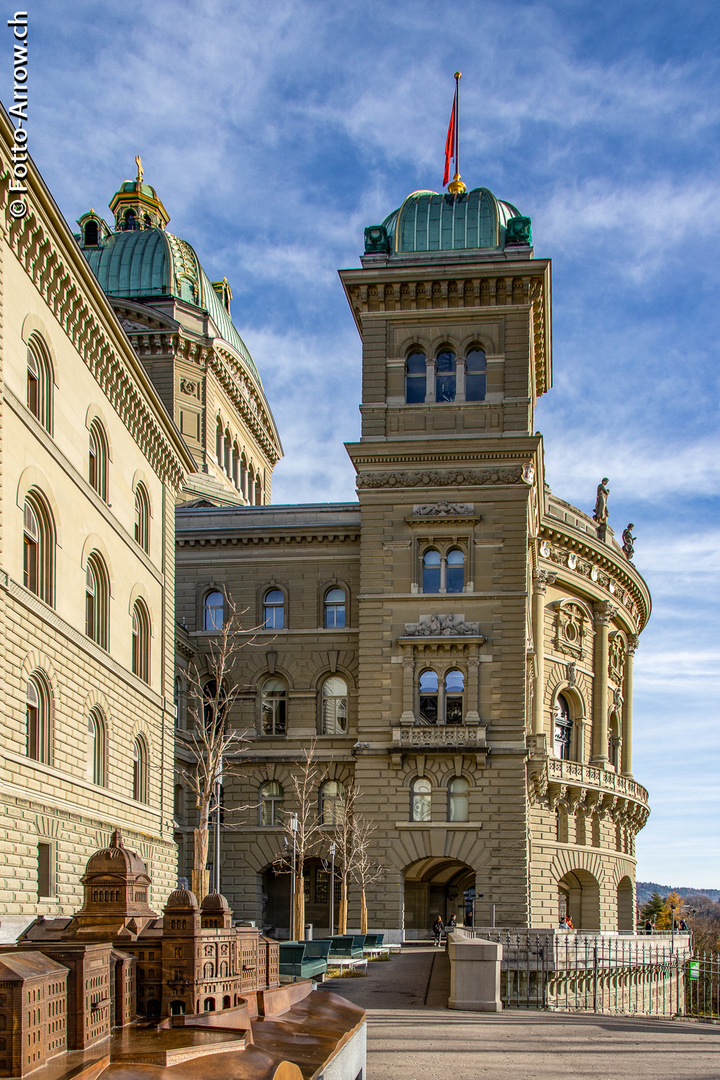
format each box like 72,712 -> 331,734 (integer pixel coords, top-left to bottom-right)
320,675 -> 348,735
553,693 -> 573,761
131,599 -> 151,683
323,586 -> 347,628
132,735 -> 149,803
23,491 -> 55,605
26,336 -> 53,433
204,590 -> 225,632
421,544 -> 466,594
88,418 -> 109,502
260,677 -> 287,737
319,779 -> 346,826
260,780 -> 284,826
263,587 -> 285,630
85,552 -> 109,649
26,673 -> 52,765
134,483 -> 150,553
410,777 -> 431,822
447,776 -> 469,822
405,349 -> 427,404
87,707 -> 107,787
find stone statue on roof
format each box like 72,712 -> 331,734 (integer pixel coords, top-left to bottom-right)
622,523 -> 636,561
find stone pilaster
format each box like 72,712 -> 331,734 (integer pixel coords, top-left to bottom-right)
592,601 -> 617,767
622,634 -> 638,776
532,570 -> 556,736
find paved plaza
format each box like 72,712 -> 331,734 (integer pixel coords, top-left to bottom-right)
323,944 -> 720,1079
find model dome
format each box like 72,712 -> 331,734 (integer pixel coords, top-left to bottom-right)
82,829 -> 148,880
201,891 -> 231,912
164,886 -> 199,910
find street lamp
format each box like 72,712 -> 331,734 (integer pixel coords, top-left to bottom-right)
289,813 -> 298,940
670,901 -> 677,953
329,843 -> 336,935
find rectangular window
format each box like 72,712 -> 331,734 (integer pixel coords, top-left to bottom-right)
38,842 -> 53,898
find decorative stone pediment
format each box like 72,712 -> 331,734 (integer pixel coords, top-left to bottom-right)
403,614 -> 482,638
412,501 -> 474,517
358,466 -> 526,489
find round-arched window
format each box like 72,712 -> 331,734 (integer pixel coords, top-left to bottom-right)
405,351 -> 427,404
553,694 -> 572,760
419,670 -> 439,724
411,778 -> 431,822
263,589 -> 284,629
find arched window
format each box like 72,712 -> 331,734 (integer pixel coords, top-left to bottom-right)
447,777 -> 469,822
553,694 -> 572,760
23,492 -> 54,605
87,708 -> 106,786
83,220 -> 99,246
123,209 -> 137,231
405,351 -> 427,404
418,670 -> 439,725
216,419 -> 223,463
324,587 -> 346,628
608,713 -> 620,770
88,419 -> 108,501
411,778 -> 431,822
85,553 -> 109,649
423,547 -> 465,594
26,337 -> 53,432
261,678 -> 287,736
174,784 -> 185,820
223,429 -> 231,475
445,669 -> 464,725
232,443 -> 240,488
132,736 -> 149,802
435,349 -> 456,402
204,590 -> 224,631
255,475 -> 263,505
131,600 -> 150,682
247,465 -> 255,505
143,214 -> 152,228
134,484 -> 150,552
26,674 -> 51,764
320,780 -> 345,825
321,676 -> 348,735
465,348 -> 487,402
260,780 -> 284,825
446,548 -> 465,593
263,588 -> 284,629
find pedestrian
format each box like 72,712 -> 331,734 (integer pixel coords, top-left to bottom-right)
559,915 -> 569,931
432,915 -> 444,946
679,918 -> 688,932
446,913 -> 458,932
565,914 -> 574,930
644,919 -> 653,935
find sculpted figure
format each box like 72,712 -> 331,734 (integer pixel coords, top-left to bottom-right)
593,478 -> 609,525
622,523 -> 636,561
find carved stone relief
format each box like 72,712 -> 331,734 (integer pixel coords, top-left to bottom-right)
412,501 -> 474,517
403,614 -> 483,637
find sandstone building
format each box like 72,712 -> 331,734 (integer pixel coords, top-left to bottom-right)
173,186 -> 651,938
0,108 -> 194,939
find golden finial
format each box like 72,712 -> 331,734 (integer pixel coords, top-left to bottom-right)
448,174 -> 467,194
446,73 -> 467,194
135,155 -> 143,183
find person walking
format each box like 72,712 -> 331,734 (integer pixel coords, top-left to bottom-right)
432,915 -> 444,946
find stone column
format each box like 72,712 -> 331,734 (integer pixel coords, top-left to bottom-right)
465,645 -> 480,725
532,570 -> 556,736
401,652 -> 415,726
592,601 -> 617,767
622,635 -> 638,776
456,357 -> 466,402
424,357 -> 435,403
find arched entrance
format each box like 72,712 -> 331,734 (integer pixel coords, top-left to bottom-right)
403,858 -> 475,938
557,869 -> 600,930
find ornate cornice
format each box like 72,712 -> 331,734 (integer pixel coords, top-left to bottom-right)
0,162 -> 191,489
357,465 -> 527,489
210,344 -> 282,464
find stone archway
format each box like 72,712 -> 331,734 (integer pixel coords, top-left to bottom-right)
557,868 -> 600,930
403,857 -> 475,939
617,875 -> 634,931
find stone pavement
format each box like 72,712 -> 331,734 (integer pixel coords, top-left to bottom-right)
322,944 -> 720,1079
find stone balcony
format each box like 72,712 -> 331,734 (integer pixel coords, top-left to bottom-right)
390,724 -> 488,764
546,757 -> 649,806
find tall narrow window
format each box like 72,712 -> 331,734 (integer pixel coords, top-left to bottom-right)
261,678 -> 287,736
553,694 -> 572,760
324,587 -> 346,628
405,351 -> 427,404
87,708 -> 106,786
26,674 -> 51,764
446,548 -> 465,593
84,220 -> 99,246
204,591 -> 224,631
134,484 -> 150,552
447,777 -> 469,822
465,349 -> 487,402
38,842 -> 53,899
216,419 -> 223,463
174,784 -> 185,820
88,419 -> 108,501
124,210 -> 137,231
85,553 -> 108,649
223,429 -> 231,475
321,676 -> 348,735
263,588 -> 284,629
419,670 -> 439,725
131,600 -> 150,683
132,735 -> 149,802
320,780 -> 345,826
260,781 -> 284,826
26,337 -> 52,432
232,443 -> 240,488
247,466 -> 255,505
411,778 -> 431,822
435,350 -> 456,402
23,492 -> 54,604
445,670 -> 464,724
422,549 -> 441,593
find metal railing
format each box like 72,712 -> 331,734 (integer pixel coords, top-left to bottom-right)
686,951 -> 720,1020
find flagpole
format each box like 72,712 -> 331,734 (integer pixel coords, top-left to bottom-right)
448,72 -> 466,194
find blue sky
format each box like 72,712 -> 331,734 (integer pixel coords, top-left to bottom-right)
9,0 -> 719,889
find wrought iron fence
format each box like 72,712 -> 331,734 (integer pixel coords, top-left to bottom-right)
685,951 -> 720,1020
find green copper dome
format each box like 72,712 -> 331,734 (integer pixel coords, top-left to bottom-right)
365,187 -> 531,255
81,228 -> 261,384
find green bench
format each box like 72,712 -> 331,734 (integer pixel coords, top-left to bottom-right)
278,941 -> 329,981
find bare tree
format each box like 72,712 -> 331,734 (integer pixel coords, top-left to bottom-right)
352,814 -> 385,934
180,592 -> 257,901
272,739 -> 327,938
330,782 -> 360,934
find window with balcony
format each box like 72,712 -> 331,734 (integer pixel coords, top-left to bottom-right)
553,694 -> 572,760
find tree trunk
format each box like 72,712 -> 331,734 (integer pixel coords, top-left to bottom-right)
192,825 -> 209,901
360,887 -> 368,934
338,876 -> 348,934
294,882 -> 305,940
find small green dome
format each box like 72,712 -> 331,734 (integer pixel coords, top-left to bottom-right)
368,187 -> 529,254
81,228 -> 261,384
